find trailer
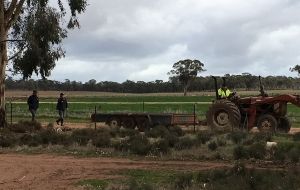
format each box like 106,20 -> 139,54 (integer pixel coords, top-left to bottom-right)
91,112 -> 199,131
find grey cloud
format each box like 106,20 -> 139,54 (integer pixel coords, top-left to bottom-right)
49,0 -> 300,82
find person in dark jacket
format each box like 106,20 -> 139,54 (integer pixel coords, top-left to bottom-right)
56,93 -> 68,126
27,90 -> 39,121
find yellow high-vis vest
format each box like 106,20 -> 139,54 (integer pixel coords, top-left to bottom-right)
218,88 -> 231,98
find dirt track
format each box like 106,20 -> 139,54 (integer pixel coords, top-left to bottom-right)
0,154 -> 231,190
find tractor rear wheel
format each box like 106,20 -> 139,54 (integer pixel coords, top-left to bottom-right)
206,100 -> 241,131
122,117 -> 136,129
257,114 -> 277,133
277,117 -> 291,133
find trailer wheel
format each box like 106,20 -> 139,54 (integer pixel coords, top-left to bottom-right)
122,117 -> 136,129
136,118 -> 150,132
108,117 -> 120,128
277,117 -> 291,133
257,114 -> 277,133
206,100 -> 241,131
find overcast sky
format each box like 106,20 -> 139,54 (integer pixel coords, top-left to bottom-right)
46,0 -> 300,82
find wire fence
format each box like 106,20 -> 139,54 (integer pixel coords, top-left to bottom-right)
5,101 -> 300,127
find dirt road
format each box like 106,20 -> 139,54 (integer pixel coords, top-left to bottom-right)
0,154 -> 230,190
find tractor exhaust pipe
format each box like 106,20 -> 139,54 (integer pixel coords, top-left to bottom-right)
212,76 -> 219,100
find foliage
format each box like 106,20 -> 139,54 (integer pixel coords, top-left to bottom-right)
293,132 -> 300,141
174,136 -> 196,150
207,141 -> 218,151
248,142 -> 266,159
196,130 -> 213,144
9,120 -> 42,133
233,145 -> 248,160
228,131 -> 247,144
168,59 -> 205,96
145,125 -> 170,138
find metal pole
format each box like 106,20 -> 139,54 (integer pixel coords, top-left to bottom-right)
10,101 -> 12,125
94,106 -> 97,130
193,103 -> 196,133
143,101 -> 145,112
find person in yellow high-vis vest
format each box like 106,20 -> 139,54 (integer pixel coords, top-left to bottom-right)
218,84 -> 231,99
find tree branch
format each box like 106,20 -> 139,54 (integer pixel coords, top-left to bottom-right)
6,0 -> 25,30
0,39 -> 24,43
4,0 -> 18,21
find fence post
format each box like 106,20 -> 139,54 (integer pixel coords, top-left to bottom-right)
94,106 -> 97,130
193,103 -> 196,133
10,101 -> 12,125
143,101 -> 145,112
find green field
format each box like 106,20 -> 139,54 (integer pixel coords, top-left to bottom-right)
5,94 -> 300,127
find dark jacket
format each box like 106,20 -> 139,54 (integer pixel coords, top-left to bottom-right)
27,95 -> 39,110
56,97 -> 68,111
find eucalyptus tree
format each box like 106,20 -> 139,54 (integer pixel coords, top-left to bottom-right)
168,59 -> 205,96
0,0 -> 87,126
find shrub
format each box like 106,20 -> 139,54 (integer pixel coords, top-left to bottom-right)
248,142 -> 266,159
0,133 -> 16,147
164,133 -> 179,148
208,141 -> 218,151
92,133 -> 111,148
19,134 -> 42,147
174,173 -> 193,190
145,125 -> 169,138
288,147 -> 300,163
273,146 -> 286,162
196,130 -> 213,144
217,137 -> 227,146
71,128 -> 95,146
229,131 -> 247,144
151,138 -> 170,154
119,128 -> 139,138
169,125 -> 184,137
233,145 -> 248,160
174,136 -> 196,150
252,132 -> 272,142
9,120 -> 42,133
293,132 -> 300,141
127,135 -> 151,155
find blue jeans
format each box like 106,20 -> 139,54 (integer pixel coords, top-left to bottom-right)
57,110 -> 65,125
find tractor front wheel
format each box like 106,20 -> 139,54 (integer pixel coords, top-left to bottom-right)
257,114 -> 277,133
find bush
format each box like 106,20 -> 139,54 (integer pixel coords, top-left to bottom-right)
208,141 -> 218,151
174,173 -> 193,190
145,125 -> 169,138
293,132 -> 300,141
229,131 -> 247,144
217,137 -> 227,146
0,133 -> 16,147
288,147 -> 300,163
164,133 -> 179,148
38,129 -> 70,145
151,139 -> 170,154
169,125 -> 184,137
19,134 -> 42,147
196,130 -> 213,144
126,135 -> 151,155
119,128 -> 139,138
252,132 -> 272,142
233,145 -> 248,160
174,136 -> 196,150
92,133 -> 111,148
9,120 -> 42,133
248,142 -> 266,159
71,128 -> 95,146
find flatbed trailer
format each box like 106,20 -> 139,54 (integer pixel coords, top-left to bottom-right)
91,112 -> 199,131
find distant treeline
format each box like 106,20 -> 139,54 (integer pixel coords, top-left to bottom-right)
6,74 -> 300,93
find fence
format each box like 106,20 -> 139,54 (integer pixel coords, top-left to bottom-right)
5,101 -> 300,128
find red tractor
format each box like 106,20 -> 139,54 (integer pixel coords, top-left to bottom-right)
206,76 -> 300,133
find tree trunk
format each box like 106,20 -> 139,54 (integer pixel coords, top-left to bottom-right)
0,1 -> 7,127
183,86 -> 187,96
